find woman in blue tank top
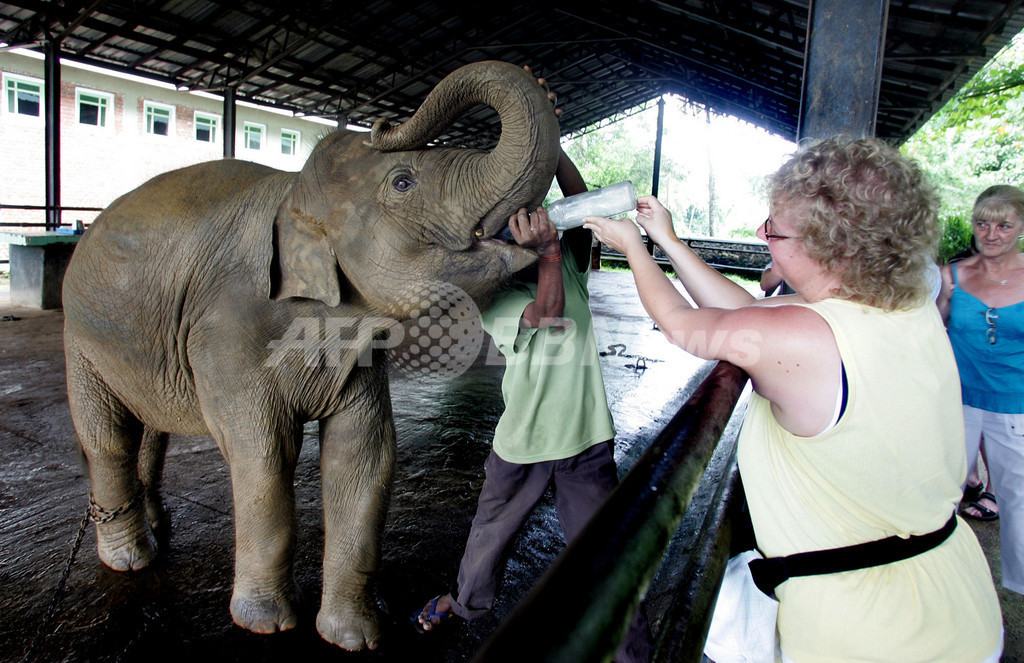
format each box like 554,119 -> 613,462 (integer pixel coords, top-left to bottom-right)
937,184 -> 1024,596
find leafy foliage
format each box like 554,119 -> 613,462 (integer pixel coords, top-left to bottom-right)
551,98 -> 792,239
903,31 -> 1024,215
545,103 -> 693,236
938,213 -> 974,263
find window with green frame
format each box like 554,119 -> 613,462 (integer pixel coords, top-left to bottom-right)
5,76 -> 43,117
281,129 -> 300,155
244,122 -> 265,150
145,103 -> 173,136
195,113 -> 219,142
77,90 -> 111,126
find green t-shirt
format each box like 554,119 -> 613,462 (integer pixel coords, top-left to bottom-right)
480,240 -> 616,463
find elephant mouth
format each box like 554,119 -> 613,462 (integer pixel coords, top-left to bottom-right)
476,229 -> 514,246
473,219 -> 515,245
474,198 -> 535,246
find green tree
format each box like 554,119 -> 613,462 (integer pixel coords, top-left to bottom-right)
551,102 -> 694,236
903,30 -> 1024,214
553,96 -> 793,239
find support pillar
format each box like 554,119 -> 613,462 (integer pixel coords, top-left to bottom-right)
648,97 -> 665,253
652,97 -> 665,198
223,86 -> 236,158
797,0 -> 889,140
44,38 -> 62,229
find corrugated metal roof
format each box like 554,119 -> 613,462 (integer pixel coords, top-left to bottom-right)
2,1 -> 1022,147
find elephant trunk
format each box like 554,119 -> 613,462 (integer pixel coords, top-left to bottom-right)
370,61 -> 561,231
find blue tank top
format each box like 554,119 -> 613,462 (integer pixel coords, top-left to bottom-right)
948,263 -> 1024,413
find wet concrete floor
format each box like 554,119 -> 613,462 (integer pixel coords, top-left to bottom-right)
1,270 -> 1020,662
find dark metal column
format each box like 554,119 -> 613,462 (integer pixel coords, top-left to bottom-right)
44,38 -> 62,229
652,97 -> 664,198
223,86 -> 236,158
648,96 -> 665,253
797,0 -> 889,140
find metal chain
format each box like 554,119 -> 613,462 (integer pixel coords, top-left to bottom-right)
599,343 -> 661,371
87,489 -> 143,525
21,488 -> 144,662
20,505 -> 90,663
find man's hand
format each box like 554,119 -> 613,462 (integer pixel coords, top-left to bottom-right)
508,207 -> 560,257
523,65 -> 562,120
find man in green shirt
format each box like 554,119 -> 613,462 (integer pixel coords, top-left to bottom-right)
414,150 -> 649,663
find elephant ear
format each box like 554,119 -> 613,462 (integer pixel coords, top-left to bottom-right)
270,197 -> 343,307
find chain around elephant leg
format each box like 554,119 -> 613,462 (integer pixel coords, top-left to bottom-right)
90,484 -> 158,571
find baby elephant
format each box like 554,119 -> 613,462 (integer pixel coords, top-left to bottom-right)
62,60 -> 559,650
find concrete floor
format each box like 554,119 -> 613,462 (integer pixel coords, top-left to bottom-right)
0,271 -> 1020,662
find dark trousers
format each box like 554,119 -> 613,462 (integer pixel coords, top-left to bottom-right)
451,441 -> 651,663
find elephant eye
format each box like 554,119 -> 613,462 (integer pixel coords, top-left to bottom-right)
393,176 -> 416,192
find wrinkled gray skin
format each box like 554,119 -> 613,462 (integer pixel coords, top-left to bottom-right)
62,60 -> 559,651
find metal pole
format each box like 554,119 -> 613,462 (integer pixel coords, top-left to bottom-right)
797,0 -> 889,140
652,96 -> 664,197
44,38 -> 62,230
223,86 -> 236,158
648,96 -> 665,253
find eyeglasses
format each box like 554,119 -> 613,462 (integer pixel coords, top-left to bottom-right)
762,217 -> 795,242
985,307 -> 998,345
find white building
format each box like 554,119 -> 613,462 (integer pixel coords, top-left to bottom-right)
1,47 -> 339,238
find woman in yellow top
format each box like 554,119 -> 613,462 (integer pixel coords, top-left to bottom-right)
585,136 -> 1002,662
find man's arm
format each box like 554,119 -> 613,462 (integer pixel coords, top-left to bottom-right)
509,207 -> 565,328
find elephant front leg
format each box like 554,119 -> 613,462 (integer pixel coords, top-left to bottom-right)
316,388 -> 396,651
226,442 -> 301,635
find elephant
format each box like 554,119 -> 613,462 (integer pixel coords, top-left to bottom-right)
61,60 -> 560,651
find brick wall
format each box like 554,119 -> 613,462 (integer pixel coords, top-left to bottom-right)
0,51 -> 338,260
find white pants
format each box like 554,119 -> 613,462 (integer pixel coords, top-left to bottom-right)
964,405 -> 1024,594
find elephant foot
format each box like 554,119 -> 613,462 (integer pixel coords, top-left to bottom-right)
94,512 -> 158,571
316,601 -> 383,651
143,488 -> 170,543
230,588 -> 299,635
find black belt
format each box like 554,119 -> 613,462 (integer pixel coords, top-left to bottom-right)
748,512 -> 958,597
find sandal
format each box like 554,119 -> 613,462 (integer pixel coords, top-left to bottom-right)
962,482 -> 985,505
960,492 -> 999,522
411,595 -> 460,634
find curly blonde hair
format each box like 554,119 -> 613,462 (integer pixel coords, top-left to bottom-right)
767,136 -> 939,311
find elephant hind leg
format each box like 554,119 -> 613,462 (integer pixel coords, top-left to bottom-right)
138,427 -> 170,540
65,337 -> 158,571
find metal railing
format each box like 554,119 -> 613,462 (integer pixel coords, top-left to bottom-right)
472,361 -> 750,663
601,238 -> 771,276
0,204 -> 103,226
0,204 -> 99,267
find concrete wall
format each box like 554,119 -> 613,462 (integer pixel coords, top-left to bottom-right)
0,49 -> 339,235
